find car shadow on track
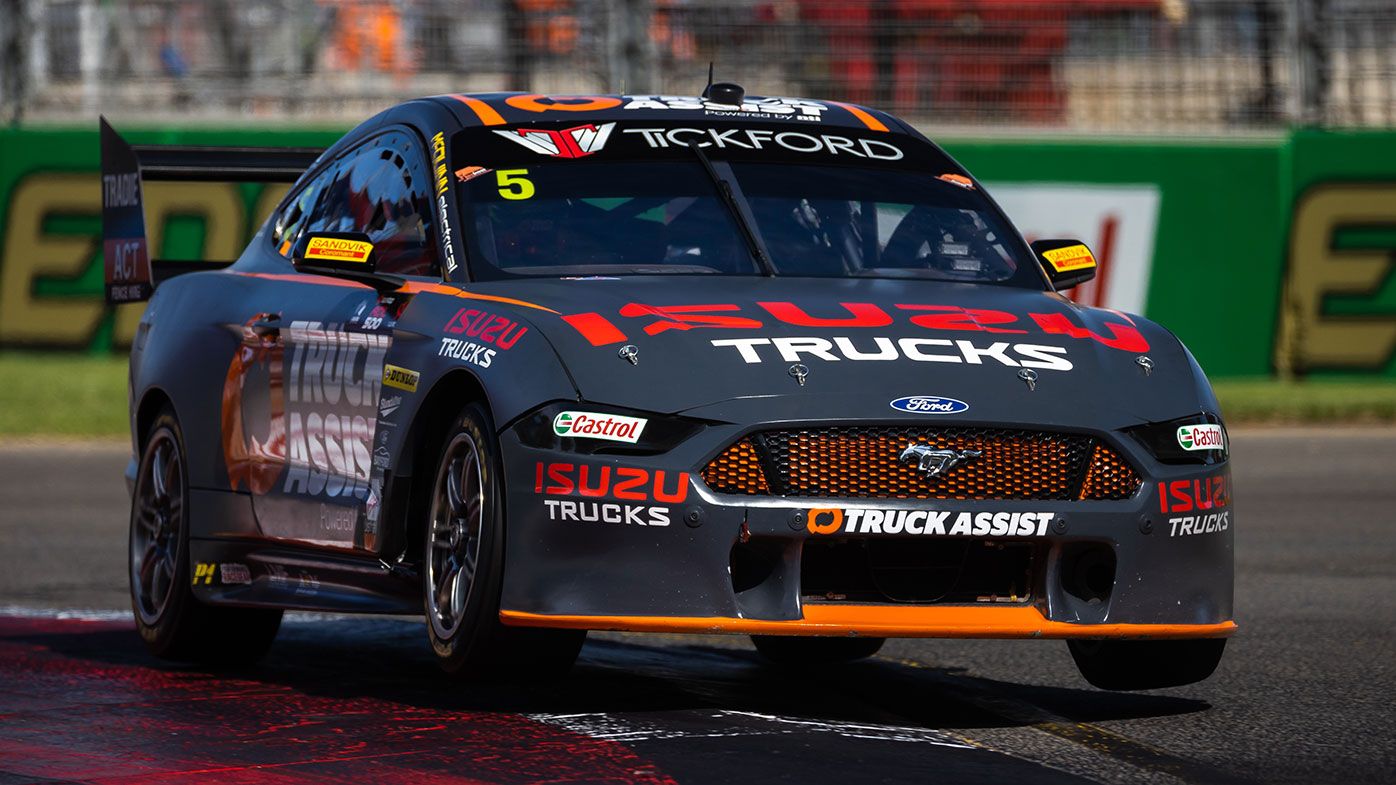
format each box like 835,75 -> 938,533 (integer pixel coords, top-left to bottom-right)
7,614 -> 1210,732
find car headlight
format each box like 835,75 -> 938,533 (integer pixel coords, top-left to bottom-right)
1125,414 -> 1228,465
513,401 -> 708,456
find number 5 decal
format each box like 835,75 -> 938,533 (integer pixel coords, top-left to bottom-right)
496,169 -> 535,200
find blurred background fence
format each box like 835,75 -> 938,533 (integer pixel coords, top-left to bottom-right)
2,0 -> 1394,133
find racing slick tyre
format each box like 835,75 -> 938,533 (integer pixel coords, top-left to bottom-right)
751,635 -> 886,665
129,409 -> 282,665
1067,638 -> 1227,691
424,402 -> 585,679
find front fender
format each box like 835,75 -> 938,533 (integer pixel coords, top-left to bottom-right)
368,288 -> 580,554
382,289 -> 579,430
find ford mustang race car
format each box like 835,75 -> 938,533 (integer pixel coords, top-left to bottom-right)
105,84 -> 1234,690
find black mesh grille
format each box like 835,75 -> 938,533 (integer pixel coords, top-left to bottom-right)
702,426 -> 1142,501
802,539 -> 1038,604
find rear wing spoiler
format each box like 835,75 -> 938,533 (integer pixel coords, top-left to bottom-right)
100,117 -> 324,304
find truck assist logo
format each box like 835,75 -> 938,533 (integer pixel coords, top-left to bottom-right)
807,508 -> 1055,537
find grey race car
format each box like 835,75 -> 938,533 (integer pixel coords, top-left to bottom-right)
103,84 -> 1234,690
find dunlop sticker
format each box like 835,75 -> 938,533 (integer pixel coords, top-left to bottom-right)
382,364 -> 420,393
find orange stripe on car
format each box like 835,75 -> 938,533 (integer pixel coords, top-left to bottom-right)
398,281 -> 559,313
233,271 -> 370,289
499,606 -> 1238,639
827,101 -> 889,132
450,94 -> 507,126
230,273 -> 558,313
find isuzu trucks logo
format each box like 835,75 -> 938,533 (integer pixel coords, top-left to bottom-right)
899,445 -> 981,479
494,123 -> 616,158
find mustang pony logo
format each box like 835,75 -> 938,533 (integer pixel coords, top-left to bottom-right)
899,445 -> 981,480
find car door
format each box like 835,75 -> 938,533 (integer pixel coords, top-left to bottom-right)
222,128 -> 441,550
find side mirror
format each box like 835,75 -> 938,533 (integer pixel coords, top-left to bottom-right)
1031,239 -> 1097,291
293,232 -> 379,276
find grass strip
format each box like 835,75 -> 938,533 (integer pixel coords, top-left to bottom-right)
1214,378 -> 1396,424
0,353 -> 128,438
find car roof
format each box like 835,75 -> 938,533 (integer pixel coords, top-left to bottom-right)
420,92 -> 907,136
292,90 -> 930,207
317,92 -> 916,165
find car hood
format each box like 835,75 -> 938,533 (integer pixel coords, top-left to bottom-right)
468,276 -> 1213,429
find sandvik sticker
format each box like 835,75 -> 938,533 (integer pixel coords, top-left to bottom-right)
305,236 -> 373,264
1040,244 -> 1096,273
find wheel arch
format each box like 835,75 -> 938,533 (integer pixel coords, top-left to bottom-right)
385,368 -> 493,566
135,386 -> 176,447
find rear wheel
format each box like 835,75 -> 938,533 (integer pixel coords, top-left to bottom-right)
1068,638 -> 1226,690
129,409 -> 281,664
423,402 -> 584,678
751,635 -> 885,665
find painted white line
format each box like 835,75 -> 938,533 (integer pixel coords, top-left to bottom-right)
0,606 -> 133,621
526,709 -> 976,748
0,606 -> 376,624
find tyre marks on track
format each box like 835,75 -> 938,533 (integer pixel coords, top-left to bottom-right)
0,616 -> 677,784
0,613 -> 1245,785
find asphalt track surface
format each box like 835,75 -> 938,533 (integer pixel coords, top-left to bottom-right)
0,430 -> 1392,784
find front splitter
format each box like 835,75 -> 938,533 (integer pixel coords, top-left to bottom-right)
500,605 -> 1238,639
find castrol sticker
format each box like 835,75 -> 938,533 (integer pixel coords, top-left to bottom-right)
552,411 -> 648,444
1177,423 -> 1225,451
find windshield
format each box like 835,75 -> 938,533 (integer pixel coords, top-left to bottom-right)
462,161 -> 761,277
454,125 -> 1040,287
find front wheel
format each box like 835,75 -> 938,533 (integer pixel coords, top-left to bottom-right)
1068,638 -> 1226,691
751,635 -> 886,665
129,409 -> 281,664
423,402 -> 584,678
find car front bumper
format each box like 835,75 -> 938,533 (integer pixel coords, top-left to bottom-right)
495,413 -> 1236,640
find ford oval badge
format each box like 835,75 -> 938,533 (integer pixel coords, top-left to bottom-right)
890,396 -> 970,415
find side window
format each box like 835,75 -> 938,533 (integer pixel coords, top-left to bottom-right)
302,131 -> 438,277
271,164 -> 334,258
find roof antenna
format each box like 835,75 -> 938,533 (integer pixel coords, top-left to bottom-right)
701,62 -> 745,105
